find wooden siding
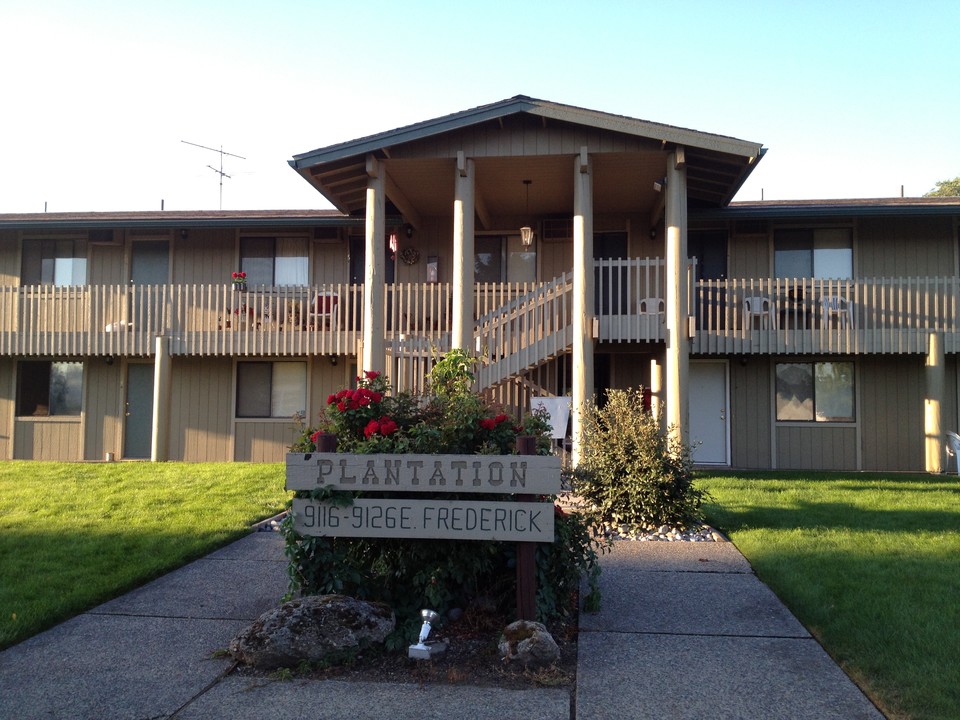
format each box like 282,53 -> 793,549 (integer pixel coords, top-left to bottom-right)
13,418 -> 82,460
729,234 -> 769,279
390,114 -> 662,160
858,356 -> 925,471
729,357 -> 773,469
173,228 -> 234,284
0,358 -> 11,459
168,357 -> 232,461
776,425 -> 857,470
0,230 -> 17,286
857,216 -> 956,278
234,421 -> 298,462
89,238 -> 124,285
83,359 -> 122,461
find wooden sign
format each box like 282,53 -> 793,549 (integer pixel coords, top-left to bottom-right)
292,497 -> 555,542
286,453 -> 562,495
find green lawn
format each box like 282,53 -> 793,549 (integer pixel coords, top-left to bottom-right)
698,472 -> 960,720
0,462 -> 290,650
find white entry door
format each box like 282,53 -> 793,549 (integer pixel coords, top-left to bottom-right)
689,360 -> 729,465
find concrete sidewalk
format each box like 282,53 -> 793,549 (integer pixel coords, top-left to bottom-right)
576,541 -> 884,719
0,532 -> 884,719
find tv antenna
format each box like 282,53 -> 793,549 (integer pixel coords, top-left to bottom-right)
181,140 -> 246,209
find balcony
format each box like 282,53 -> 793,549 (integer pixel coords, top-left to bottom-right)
2,269 -> 958,362
692,277 -> 959,355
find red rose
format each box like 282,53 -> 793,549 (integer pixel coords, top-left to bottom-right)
365,370 -> 380,380
310,430 -> 322,443
364,419 -> 380,439
232,272 -> 238,279
479,418 -> 496,431
371,392 -> 383,403
326,394 -> 336,405
239,272 -> 246,278
379,416 -> 398,435
337,401 -> 347,412
494,414 -> 508,424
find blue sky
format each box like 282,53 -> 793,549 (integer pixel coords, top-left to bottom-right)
1,0 -> 957,212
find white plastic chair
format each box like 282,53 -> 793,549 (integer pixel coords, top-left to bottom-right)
638,297 -> 664,315
743,296 -> 776,329
822,296 -> 853,328
945,432 -> 960,474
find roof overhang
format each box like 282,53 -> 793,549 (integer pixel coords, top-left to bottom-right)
0,209 -> 367,232
289,96 -> 765,219
692,197 -> 960,221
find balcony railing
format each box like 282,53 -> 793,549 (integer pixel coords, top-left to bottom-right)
692,277 -> 960,354
3,271 -> 958,360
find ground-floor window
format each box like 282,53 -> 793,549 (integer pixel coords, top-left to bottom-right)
16,361 -> 83,416
236,361 -> 306,418
775,361 -> 855,422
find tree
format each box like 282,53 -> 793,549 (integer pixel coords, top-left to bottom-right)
924,177 -> 960,197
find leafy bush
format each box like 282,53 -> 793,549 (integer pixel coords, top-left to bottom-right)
572,387 -> 707,532
284,357 -> 607,643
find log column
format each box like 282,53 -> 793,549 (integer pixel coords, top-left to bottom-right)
363,155 -> 386,374
664,150 -> 689,444
452,154 -> 475,352
925,331 -> 944,472
572,148 -> 594,466
151,335 -> 171,462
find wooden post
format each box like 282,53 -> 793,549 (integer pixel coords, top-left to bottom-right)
925,331 -> 944,473
452,154 -> 475,351
515,435 -> 538,621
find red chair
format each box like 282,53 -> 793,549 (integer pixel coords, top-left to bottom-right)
309,292 -> 339,329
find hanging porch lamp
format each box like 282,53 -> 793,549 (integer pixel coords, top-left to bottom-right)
520,179 -> 535,247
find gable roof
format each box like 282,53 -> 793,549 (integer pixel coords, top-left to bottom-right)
290,96 -> 765,214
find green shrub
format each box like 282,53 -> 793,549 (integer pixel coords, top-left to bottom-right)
572,388 -> 706,532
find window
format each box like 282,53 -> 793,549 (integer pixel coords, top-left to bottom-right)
17,361 -> 83,416
236,361 -> 306,418
774,228 -> 852,280
240,237 -> 308,286
474,235 -> 536,283
21,238 -> 87,286
776,361 -> 855,422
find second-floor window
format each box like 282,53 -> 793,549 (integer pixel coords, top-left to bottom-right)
774,228 -> 852,280
21,238 -> 87,286
240,237 -> 308,287
474,235 -> 536,283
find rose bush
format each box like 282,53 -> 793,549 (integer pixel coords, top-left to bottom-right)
285,354 -> 606,643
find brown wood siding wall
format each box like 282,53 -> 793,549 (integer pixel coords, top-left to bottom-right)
394,219 -> 447,284
13,419 -> 82,460
610,352 -> 654,391
776,425 -> 857,470
313,240 -> 349,285
308,359 -> 353,422
173,229 -> 234,284
0,358 -> 12,459
730,357 -> 773,468
234,421 -> 298,462
857,216 -> 956,278
168,357 -> 232,461
729,233 -> 769,279
0,230 -> 20,285
83,359 -> 122,461
390,115 -> 661,160
89,238 -> 124,284
859,356 -> 925,471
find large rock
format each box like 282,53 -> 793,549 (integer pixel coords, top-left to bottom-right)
498,620 -> 560,669
229,594 -> 395,670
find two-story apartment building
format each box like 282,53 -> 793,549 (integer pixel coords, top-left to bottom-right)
2,96 -> 959,471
